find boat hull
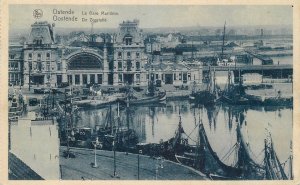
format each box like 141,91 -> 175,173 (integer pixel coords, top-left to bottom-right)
220,95 -> 249,105
245,94 -> 293,106
120,92 -> 166,106
189,91 -> 216,105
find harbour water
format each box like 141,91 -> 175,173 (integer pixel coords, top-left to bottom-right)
75,101 -> 293,177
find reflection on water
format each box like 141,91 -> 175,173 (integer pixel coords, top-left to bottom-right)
76,100 -> 292,175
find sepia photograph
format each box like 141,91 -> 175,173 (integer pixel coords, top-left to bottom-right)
7,4 -> 293,180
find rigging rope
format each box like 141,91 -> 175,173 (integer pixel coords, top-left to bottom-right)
183,132 -> 198,143
186,123 -> 199,138
281,157 -> 291,167
221,142 -> 238,161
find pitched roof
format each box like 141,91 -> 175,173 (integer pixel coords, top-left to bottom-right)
9,152 -> 44,180
27,21 -> 54,44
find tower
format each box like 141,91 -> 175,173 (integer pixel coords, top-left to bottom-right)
113,20 -> 147,86
23,21 -> 58,88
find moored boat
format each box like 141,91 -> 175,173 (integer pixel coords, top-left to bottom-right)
189,67 -> 220,105
264,134 -> 289,180
236,118 -> 265,179
221,69 -> 249,105
175,120 -> 243,180
74,93 -> 124,108
120,91 -> 166,106
135,111 -> 189,160
245,89 -> 293,106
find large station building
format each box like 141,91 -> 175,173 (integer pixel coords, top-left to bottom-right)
9,20 -> 202,87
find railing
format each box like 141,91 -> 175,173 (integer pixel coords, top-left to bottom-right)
203,64 -> 292,71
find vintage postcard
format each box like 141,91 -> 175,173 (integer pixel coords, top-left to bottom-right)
1,0 -> 299,184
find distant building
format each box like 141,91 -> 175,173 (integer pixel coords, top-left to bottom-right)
9,44 -> 23,85
23,21 -> 59,87
112,19 -> 148,86
145,36 -> 161,54
145,52 -> 202,86
10,20 -> 203,87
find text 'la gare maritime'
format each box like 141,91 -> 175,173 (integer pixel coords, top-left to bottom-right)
52,9 -> 118,22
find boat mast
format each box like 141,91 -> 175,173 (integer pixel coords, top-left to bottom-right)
150,107 -> 155,136
227,67 -> 231,92
112,102 -> 120,177
213,67 -> 216,95
126,100 -> 130,154
289,141 -> 293,179
110,104 -> 113,135
207,66 -> 211,92
221,21 -> 226,60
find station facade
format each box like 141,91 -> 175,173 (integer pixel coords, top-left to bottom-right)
9,20 -> 202,87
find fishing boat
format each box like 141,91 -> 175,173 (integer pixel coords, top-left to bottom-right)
244,87 -> 293,106
98,103 -> 138,151
121,90 -> 166,106
175,120 -> 243,180
264,134 -> 289,180
74,93 -> 124,108
119,80 -> 166,106
236,119 -> 265,179
136,111 -> 189,160
261,96 -> 292,106
236,112 -> 292,180
189,67 -> 220,105
221,69 -> 249,105
160,113 -> 190,160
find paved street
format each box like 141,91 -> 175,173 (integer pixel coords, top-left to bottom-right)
60,147 -> 208,180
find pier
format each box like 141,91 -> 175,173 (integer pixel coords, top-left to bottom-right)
203,64 -> 293,78
203,64 -> 292,72
60,147 -> 208,180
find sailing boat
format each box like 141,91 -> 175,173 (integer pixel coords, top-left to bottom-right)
236,117 -> 265,179
160,111 -> 190,160
175,118 -> 243,180
119,79 -> 166,106
174,112 -> 202,169
189,67 -> 219,105
97,104 -> 117,136
136,110 -> 189,160
99,103 -> 138,151
221,69 -> 248,105
236,113 -> 291,180
264,134 -> 289,180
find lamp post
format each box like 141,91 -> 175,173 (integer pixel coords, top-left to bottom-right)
137,154 -> 140,180
92,137 -> 100,168
137,149 -> 142,180
113,140 -> 117,176
155,157 -> 164,180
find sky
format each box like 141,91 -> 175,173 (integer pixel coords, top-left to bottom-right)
9,5 -> 293,30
